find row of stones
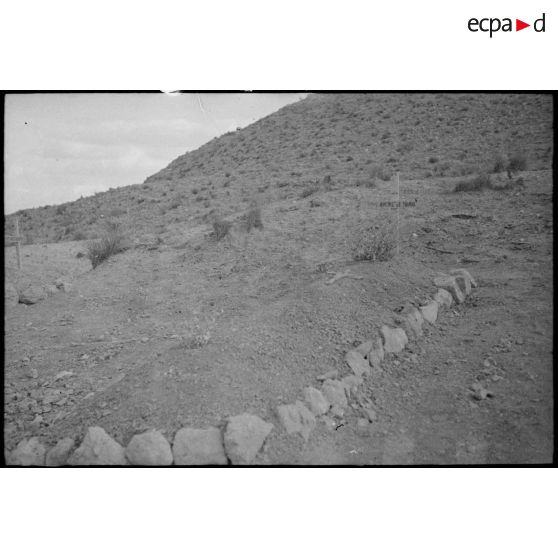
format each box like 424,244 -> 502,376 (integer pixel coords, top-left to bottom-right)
273,268 -> 477,442
6,268 -> 476,466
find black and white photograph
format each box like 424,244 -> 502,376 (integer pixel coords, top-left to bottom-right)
3,91 -> 554,466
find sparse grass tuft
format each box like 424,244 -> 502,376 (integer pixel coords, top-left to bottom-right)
369,165 -> 391,181
86,221 -> 128,268
244,206 -> 264,231
353,218 -> 397,262
454,173 -> 492,192
212,217 -> 232,240
507,154 -> 528,176
493,155 -> 508,173
300,184 -> 320,198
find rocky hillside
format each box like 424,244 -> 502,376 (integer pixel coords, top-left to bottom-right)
6,93 -> 553,245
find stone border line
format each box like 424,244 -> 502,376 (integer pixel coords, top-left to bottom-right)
5,269 -> 476,466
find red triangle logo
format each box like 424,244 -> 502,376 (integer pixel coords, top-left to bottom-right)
516,19 -> 530,31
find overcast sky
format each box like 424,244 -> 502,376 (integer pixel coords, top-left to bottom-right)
4,92 -> 306,214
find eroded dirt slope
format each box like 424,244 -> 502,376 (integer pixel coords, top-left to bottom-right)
4,168 -> 553,464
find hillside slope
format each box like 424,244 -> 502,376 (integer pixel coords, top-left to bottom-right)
4,93 -> 554,465
6,93 -> 553,246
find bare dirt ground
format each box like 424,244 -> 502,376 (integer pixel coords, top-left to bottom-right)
4,168 -> 553,464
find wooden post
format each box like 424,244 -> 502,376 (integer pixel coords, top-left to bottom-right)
15,216 -> 21,270
396,172 -> 400,258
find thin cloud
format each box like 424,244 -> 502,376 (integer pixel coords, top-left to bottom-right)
4,93 -> 306,212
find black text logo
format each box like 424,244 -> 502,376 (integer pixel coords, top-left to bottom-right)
468,13 -> 546,37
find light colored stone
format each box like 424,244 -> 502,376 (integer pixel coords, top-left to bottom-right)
433,289 -> 453,309
450,268 -> 477,288
46,438 -> 75,466
354,340 -> 373,357
68,426 -> 127,465
341,375 -> 363,397
224,414 -> 273,465
367,336 -> 385,369
276,401 -> 316,442
303,386 -> 330,415
433,275 -> 465,304
380,325 -> 408,353
5,282 -> 19,307
8,437 -> 46,466
127,430 -> 173,465
19,285 -> 46,305
398,305 -> 424,339
172,427 -> 226,465
450,271 -> 471,295
420,301 -> 439,324
345,349 -> 370,377
317,369 -> 338,381
330,405 -> 345,418
321,379 -> 348,408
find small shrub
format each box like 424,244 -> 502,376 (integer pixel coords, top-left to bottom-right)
244,207 -> 263,232
212,217 -> 232,241
86,221 -> 127,268
493,155 -> 508,173
507,154 -> 527,176
109,208 -> 126,217
353,219 -> 397,262
369,165 -> 391,181
454,174 -> 492,192
300,184 -> 319,198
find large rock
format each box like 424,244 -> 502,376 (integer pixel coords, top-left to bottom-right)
46,438 -> 75,466
224,414 -> 273,465
354,340 -> 373,357
172,427 -> 227,465
450,268 -> 477,288
345,349 -> 370,377
303,386 -> 330,415
127,430 -> 173,466
19,285 -> 46,305
276,401 -> 316,442
449,269 -> 475,295
433,275 -> 465,304
367,336 -> 385,369
420,301 -> 439,324
398,304 -> 424,339
68,426 -> 127,465
5,282 -> 19,307
321,379 -> 348,408
8,438 -> 46,466
341,374 -> 363,397
433,289 -> 453,309
380,325 -> 408,353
